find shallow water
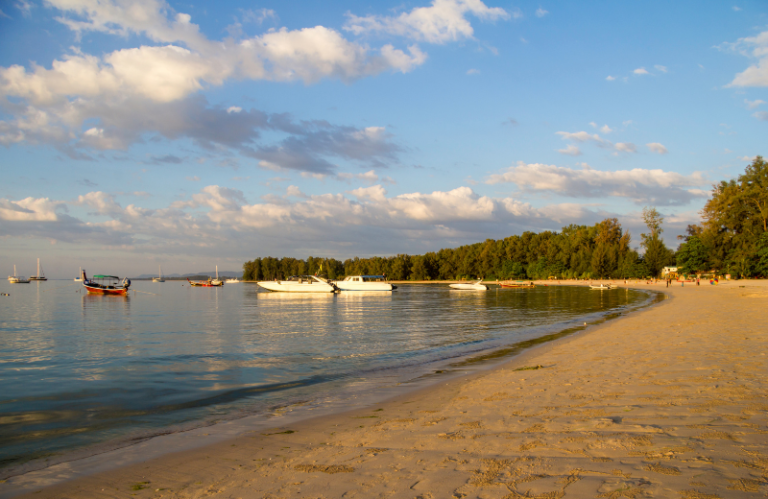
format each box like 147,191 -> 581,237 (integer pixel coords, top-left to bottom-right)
0,280 -> 651,471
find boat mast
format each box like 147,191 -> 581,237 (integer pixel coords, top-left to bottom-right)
37,258 -> 40,277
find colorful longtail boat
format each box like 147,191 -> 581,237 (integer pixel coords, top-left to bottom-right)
82,270 -> 131,295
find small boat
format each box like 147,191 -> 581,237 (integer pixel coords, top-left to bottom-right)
334,275 -> 395,291
500,281 -> 535,288
449,279 -> 488,290
152,265 -> 165,282
29,258 -> 47,281
188,265 -> 224,287
82,270 -> 131,295
589,284 -> 614,290
8,265 -> 30,284
224,277 -> 241,284
257,275 -> 338,293
74,267 -> 84,282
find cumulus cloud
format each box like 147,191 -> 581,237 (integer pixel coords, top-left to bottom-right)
633,67 -> 649,75
343,0 -> 509,44
535,7 -> 548,17
745,99 -> 765,109
558,144 -> 581,156
606,75 -> 615,81
485,162 -> 707,206
754,111 -> 768,121
0,0 -> 446,167
724,29 -> 768,87
646,142 -> 668,154
557,130 -> 638,154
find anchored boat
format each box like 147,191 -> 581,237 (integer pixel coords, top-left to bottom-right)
82,270 -> 131,295
29,258 -> 47,281
449,279 -> 488,290
334,275 -> 395,291
257,275 -> 338,293
500,281 -> 535,288
188,265 -> 224,287
8,265 -> 30,284
152,265 -> 165,282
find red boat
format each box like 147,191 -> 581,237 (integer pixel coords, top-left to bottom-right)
82,270 -> 131,295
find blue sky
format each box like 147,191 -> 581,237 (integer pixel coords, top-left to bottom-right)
1,0 -> 766,277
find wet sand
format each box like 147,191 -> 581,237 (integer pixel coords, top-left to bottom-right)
5,280 -> 768,498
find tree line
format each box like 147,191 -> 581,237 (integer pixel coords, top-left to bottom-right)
243,157 -> 767,281
676,156 -> 768,278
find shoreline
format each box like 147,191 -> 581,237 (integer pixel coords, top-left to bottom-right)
3,280 -> 767,498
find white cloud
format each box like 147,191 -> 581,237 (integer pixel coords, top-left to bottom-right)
724,29 -> 768,87
600,125 -> 612,134
343,0 -> 510,44
227,106 -> 242,113
606,75 -> 615,81
466,68 -> 480,75
646,142 -> 668,154
485,162 -> 707,206
614,142 -> 637,153
186,176 -> 200,181
654,65 -> 668,73
558,144 -> 581,156
739,155 -> 756,162
556,130 -> 609,145
745,99 -> 766,109
754,111 -> 768,121
633,67 -> 649,75
535,7 -> 548,17
0,197 -> 62,221
732,6 -> 741,11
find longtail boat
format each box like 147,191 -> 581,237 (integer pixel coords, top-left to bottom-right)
499,280 -> 535,288
82,270 -> 131,295
188,266 -> 224,287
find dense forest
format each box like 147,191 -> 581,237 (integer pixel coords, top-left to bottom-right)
243,157 -> 767,281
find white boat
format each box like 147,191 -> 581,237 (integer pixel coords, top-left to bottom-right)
74,267 -> 84,282
257,275 -> 338,293
589,284 -> 613,290
225,277 -> 241,284
211,265 -> 223,286
8,265 -> 30,284
152,265 -> 165,282
334,275 -> 395,291
449,279 -> 488,290
29,258 -> 47,281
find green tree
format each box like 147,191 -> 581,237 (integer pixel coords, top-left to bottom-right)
676,236 -> 708,275
641,207 -> 669,277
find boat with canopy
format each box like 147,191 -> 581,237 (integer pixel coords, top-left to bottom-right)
82,270 -> 131,295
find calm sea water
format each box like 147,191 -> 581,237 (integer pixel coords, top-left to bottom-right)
0,280 -> 653,472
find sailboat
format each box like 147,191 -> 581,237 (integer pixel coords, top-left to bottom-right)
30,258 -> 47,281
152,265 -> 165,282
8,265 -> 30,284
74,267 -> 84,282
187,265 -> 224,287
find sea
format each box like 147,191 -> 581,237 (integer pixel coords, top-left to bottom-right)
0,280 -> 656,478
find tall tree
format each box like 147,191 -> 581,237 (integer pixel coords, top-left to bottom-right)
641,207 -> 668,277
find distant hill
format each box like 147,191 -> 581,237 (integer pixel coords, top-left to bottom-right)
132,271 -> 241,279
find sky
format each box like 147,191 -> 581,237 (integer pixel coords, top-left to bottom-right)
0,0 -> 766,278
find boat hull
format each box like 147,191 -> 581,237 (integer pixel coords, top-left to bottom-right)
257,281 -> 336,293
83,284 -> 129,295
334,282 -> 394,291
449,283 -> 488,290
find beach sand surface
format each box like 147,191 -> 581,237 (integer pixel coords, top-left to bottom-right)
5,281 -> 768,498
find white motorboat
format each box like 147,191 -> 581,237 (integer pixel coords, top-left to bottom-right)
152,265 -> 165,282
334,275 -> 395,291
257,275 -> 338,293
8,265 -> 30,284
74,267 -> 84,282
589,284 -> 613,290
449,279 -> 488,290
225,277 -> 241,283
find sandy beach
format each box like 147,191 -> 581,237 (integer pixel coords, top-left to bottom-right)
5,280 -> 768,498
